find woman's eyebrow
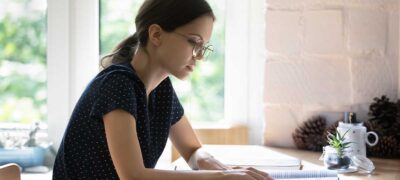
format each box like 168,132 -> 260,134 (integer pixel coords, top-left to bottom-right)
188,33 -> 210,43
188,33 -> 203,40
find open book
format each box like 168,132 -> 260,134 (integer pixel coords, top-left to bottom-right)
221,157 -> 301,171
173,145 -> 302,171
172,145 -> 338,179
267,170 -> 338,180
201,145 -> 302,171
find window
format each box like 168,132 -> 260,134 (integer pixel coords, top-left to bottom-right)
99,0 -> 226,125
46,0 -> 264,147
0,0 -> 47,124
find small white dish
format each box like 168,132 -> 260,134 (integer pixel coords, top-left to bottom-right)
351,155 -> 375,173
336,166 -> 358,174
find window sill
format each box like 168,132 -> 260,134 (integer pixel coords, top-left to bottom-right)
171,124 -> 248,161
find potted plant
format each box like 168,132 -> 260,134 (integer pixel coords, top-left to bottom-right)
322,130 -> 352,170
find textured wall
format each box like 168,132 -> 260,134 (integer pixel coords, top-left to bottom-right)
263,0 -> 399,147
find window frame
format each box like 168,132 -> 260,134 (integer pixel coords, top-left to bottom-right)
47,0 -> 99,149
224,0 -> 265,144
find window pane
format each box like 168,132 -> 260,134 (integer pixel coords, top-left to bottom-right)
0,0 -> 47,124
99,0 -> 225,124
99,0 -> 144,54
171,0 -> 225,125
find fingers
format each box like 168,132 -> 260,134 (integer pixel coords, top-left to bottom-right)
232,166 -> 242,169
247,167 -> 272,178
245,167 -> 274,180
246,169 -> 265,180
228,166 -> 274,180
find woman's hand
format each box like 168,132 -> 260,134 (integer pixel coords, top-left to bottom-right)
197,156 -> 231,170
221,167 -> 274,180
194,151 -> 274,180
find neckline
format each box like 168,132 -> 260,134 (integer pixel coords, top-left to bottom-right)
123,62 -> 136,72
118,62 -> 147,91
120,62 -> 170,99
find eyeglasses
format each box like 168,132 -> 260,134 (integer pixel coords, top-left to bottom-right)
171,31 -> 214,60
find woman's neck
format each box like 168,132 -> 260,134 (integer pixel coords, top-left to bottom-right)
131,48 -> 168,97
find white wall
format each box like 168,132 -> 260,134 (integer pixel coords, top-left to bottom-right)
263,0 -> 399,147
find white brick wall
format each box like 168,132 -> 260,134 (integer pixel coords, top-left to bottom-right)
352,57 -> 398,104
265,11 -> 302,54
348,9 -> 387,54
264,58 -> 351,105
264,0 -> 399,147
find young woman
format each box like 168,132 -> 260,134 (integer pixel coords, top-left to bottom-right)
53,0 -> 272,179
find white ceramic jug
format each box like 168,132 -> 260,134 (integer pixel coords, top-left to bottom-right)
336,122 -> 379,157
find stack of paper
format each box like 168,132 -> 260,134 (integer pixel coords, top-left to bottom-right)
171,145 -> 339,180
201,145 -> 302,171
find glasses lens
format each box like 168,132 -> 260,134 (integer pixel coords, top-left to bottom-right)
203,45 -> 213,60
192,43 -> 213,60
193,45 -> 203,59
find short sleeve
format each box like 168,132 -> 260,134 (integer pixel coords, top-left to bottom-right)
170,86 -> 184,126
89,72 -> 138,120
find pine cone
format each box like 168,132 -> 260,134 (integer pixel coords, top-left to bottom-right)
391,121 -> 400,141
292,116 -> 327,152
368,96 -> 397,130
364,121 -> 385,136
364,120 -> 374,131
292,129 -> 307,149
394,100 -> 400,140
367,136 -> 400,158
304,135 -> 326,152
322,120 -> 339,141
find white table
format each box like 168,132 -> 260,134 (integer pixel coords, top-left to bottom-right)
173,145 -> 400,180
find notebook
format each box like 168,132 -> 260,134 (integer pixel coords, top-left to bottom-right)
173,145 -> 302,171
202,145 -> 302,170
172,145 -> 339,179
267,170 -> 338,180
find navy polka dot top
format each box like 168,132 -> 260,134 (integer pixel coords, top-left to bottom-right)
53,62 -> 184,179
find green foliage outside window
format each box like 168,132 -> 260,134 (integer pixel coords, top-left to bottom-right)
0,0 -> 47,123
100,0 -> 225,124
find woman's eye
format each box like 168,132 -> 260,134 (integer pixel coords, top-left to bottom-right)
188,39 -> 197,45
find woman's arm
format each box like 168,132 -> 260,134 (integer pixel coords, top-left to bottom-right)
169,115 -> 230,170
104,109 -> 269,180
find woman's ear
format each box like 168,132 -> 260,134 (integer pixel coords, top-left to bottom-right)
148,24 -> 163,46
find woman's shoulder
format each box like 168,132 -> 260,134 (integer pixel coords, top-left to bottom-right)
100,62 -> 135,75
96,63 -> 139,82
155,77 -> 173,91
84,63 -> 143,93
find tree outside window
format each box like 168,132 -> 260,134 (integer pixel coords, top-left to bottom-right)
0,0 -> 47,124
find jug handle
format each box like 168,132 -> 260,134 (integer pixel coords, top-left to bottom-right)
365,131 -> 379,146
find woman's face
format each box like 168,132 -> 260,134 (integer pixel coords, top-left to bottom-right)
157,15 -> 214,80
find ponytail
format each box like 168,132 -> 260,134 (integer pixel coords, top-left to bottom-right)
100,33 -> 140,69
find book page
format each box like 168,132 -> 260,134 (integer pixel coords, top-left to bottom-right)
277,178 -> 338,180
221,158 -> 301,167
267,170 -> 338,179
203,145 -> 302,169
172,145 -> 302,171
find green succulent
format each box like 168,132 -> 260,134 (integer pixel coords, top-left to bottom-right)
327,129 -> 351,158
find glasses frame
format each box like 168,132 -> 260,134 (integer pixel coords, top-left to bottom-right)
171,31 -> 213,60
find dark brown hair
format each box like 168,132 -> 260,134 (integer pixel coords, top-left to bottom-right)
100,0 -> 215,68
